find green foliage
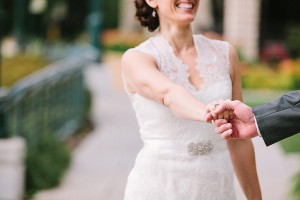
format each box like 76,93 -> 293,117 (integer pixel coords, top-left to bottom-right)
104,43 -> 134,52
244,102 -> 264,108
287,25 -> 300,58
241,60 -> 300,90
82,88 -> 92,127
280,132 -> 300,199
292,171 -> 300,199
25,132 -> 71,197
102,30 -> 146,53
102,0 -> 120,29
291,75 -> 300,90
242,68 -> 293,90
242,72 -> 294,90
280,133 -> 300,154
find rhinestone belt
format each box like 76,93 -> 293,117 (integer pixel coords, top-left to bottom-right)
144,140 -> 214,156
187,140 -> 214,156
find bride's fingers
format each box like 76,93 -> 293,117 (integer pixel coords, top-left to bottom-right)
223,110 -> 229,120
214,119 -> 227,127
221,129 -> 233,139
207,108 -> 217,120
217,113 -> 224,119
215,123 -> 232,134
205,113 -> 213,123
216,100 -> 224,119
229,110 -> 233,120
207,102 -> 218,119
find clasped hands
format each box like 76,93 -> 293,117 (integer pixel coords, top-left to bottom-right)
204,99 -> 258,139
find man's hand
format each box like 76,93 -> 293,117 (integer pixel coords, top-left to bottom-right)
206,100 -> 259,139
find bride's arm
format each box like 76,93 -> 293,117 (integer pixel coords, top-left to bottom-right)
121,49 -> 208,121
227,45 -> 262,200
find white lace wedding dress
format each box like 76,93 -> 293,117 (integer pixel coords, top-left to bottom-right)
123,34 -> 236,200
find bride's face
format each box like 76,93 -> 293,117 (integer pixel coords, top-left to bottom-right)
155,0 -> 200,25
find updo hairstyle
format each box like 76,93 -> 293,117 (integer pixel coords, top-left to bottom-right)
134,0 -> 159,32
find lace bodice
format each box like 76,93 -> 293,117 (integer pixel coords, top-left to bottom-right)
123,34 -> 235,200
126,34 -> 232,142
133,34 -> 231,93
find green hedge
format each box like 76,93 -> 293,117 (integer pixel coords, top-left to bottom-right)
25,132 -> 71,197
241,60 -> 300,90
280,134 -> 300,154
23,88 -> 92,197
242,73 -> 300,90
293,171 -> 300,199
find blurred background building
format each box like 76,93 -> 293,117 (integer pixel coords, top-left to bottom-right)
119,0 -> 300,61
2,0 -> 300,61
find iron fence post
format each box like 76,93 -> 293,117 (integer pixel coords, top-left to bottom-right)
0,91 -> 8,138
0,102 -> 6,138
88,0 -> 102,61
13,0 -> 26,50
0,1 -> 3,87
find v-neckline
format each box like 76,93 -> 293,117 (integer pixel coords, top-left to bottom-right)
157,34 -> 205,93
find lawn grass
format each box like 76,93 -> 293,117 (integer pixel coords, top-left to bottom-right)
280,133 -> 300,154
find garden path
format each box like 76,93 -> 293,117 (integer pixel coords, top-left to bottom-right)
33,63 -> 300,200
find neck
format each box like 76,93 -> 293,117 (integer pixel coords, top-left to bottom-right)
159,20 -> 194,54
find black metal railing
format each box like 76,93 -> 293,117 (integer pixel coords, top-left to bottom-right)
0,47 -> 98,141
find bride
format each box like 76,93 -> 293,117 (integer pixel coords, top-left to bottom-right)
121,0 -> 261,199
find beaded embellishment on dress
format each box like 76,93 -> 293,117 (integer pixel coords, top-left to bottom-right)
187,140 -> 214,156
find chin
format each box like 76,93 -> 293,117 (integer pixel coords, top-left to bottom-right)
178,16 -> 195,25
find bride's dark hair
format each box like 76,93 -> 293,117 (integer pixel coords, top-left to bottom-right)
134,0 -> 159,32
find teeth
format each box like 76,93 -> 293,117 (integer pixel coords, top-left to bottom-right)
177,3 -> 193,9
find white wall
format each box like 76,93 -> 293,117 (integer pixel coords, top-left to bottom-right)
224,0 -> 261,60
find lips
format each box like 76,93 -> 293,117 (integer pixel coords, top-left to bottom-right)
176,2 -> 194,9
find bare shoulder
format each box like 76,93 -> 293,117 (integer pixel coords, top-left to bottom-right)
227,43 -> 241,81
228,43 -> 239,62
121,48 -> 159,94
121,49 -> 156,71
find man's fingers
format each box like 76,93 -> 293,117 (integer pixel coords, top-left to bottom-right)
215,123 -> 232,134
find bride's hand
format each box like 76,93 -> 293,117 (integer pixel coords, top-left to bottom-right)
206,99 -> 233,123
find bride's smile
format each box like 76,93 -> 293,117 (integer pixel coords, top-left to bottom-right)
151,0 -> 200,24
176,2 -> 195,11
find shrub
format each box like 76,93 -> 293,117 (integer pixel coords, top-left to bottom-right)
260,42 -> 288,64
287,25 -> 300,58
241,60 -> 300,90
102,29 -> 146,52
292,171 -> 300,199
25,132 -> 71,197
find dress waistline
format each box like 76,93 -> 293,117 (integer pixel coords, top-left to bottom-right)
144,139 -> 225,156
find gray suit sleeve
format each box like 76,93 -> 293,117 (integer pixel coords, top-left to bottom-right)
252,90 -> 300,146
